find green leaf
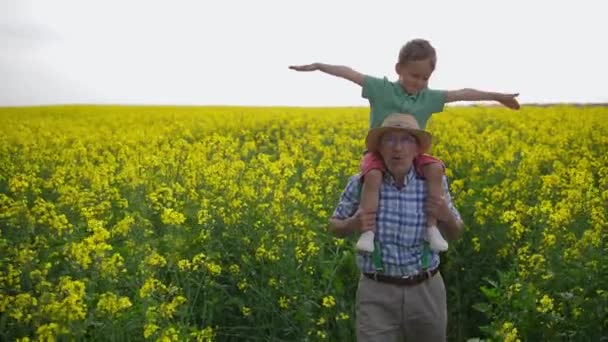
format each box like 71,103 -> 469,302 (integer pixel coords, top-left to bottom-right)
480,285 -> 499,299
472,302 -> 492,313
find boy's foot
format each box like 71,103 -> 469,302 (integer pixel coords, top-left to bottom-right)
427,225 -> 448,252
356,231 -> 375,252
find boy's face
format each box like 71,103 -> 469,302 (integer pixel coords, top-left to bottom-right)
395,59 -> 434,95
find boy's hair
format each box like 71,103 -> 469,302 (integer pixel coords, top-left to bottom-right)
398,39 -> 437,70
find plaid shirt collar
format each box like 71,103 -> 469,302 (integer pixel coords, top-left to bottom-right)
382,166 -> 418,189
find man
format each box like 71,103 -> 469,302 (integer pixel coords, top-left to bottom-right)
330,113 -> 464,341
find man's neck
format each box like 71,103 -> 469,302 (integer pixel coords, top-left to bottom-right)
386,166 -> 413,189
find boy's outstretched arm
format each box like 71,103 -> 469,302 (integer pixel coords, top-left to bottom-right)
445,89 -> 520,109
289,63 -> 364,86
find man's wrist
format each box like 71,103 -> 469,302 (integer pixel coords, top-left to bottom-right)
345,216 -> 358,233
439,212 -> 463,240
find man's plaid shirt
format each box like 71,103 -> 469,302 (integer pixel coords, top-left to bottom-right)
332,167 -> 461,277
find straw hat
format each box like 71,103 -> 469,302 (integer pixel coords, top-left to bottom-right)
365,113 -> 432,153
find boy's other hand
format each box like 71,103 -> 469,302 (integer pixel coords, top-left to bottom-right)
289,63 -> 320,72
497,93 -> 520,110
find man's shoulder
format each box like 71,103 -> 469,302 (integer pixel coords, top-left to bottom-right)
345,173 -> 363,187
336,174 -> 364,201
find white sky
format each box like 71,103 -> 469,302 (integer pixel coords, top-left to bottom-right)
1,0 -> 607,107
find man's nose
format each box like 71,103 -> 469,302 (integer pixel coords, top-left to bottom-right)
392,141 -> 404,151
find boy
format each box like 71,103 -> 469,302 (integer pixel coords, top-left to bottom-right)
289,38 -> 519,253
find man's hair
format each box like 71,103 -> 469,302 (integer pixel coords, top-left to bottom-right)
398,39 -> 437,70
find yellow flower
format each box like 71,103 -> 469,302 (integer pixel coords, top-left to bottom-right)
205,261 -> 222,276
337,312 -> 350,320
498,321 -> 521,342
139,277 -> 167,299
161,208 -> 186,225
278,296 -> 290,310
322,295 -> 336,308
112,215 -> 134,236
537,294 -> 554,313
39,276 -> 87,323
241,306 -> 252,316
471,237 -> 481,253
190,326 -> 215,342
237,279 -> 248,292
178,259 -> 192,271
100,253 -> 125,279
191,253 -> 206,270
97,292 -> 132,317
143,323 -> 159,338
542,231 -> 556,247
158,327 -> 180,342
229,264 -> 240,274
9,293 -> 37,323
160,296 -> 187,319
146,250 -> 167,268
36,323 -> 68,341
333,238 -> 345,247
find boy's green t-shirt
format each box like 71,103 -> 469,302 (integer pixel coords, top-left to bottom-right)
362,75 -> 446,130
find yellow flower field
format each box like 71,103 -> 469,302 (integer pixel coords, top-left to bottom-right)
0,105 -> 607,341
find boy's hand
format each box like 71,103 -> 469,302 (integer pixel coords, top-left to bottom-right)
289,63 -> 320,72
289,63 -> 365,86
496,93 -> 520,110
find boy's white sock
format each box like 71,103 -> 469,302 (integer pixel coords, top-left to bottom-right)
356,231 -> 375,252
427,225 -> 448,252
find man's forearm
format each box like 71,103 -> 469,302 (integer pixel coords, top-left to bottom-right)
438,214 -> 464,241
329,217 -> 358,237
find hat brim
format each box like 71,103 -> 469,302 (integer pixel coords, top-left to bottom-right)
365,126 -> 432,154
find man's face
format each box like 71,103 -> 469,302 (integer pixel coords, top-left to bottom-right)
378,130 -> 419,175
396,59 -> 434,95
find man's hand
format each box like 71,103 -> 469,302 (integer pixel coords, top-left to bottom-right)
328,207 -> 376,237
495,93 -> 520,110
350,207 -> 376,232
289,63 -> 320,72
425,195 -> 451,223
426,194 -> 463,241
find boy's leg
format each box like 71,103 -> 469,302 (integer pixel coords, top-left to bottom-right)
422,162 -> 449,252
356,169 -> 382,252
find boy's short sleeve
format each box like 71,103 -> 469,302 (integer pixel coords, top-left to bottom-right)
361,75 -> 388,101
423,88 -> 447,113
